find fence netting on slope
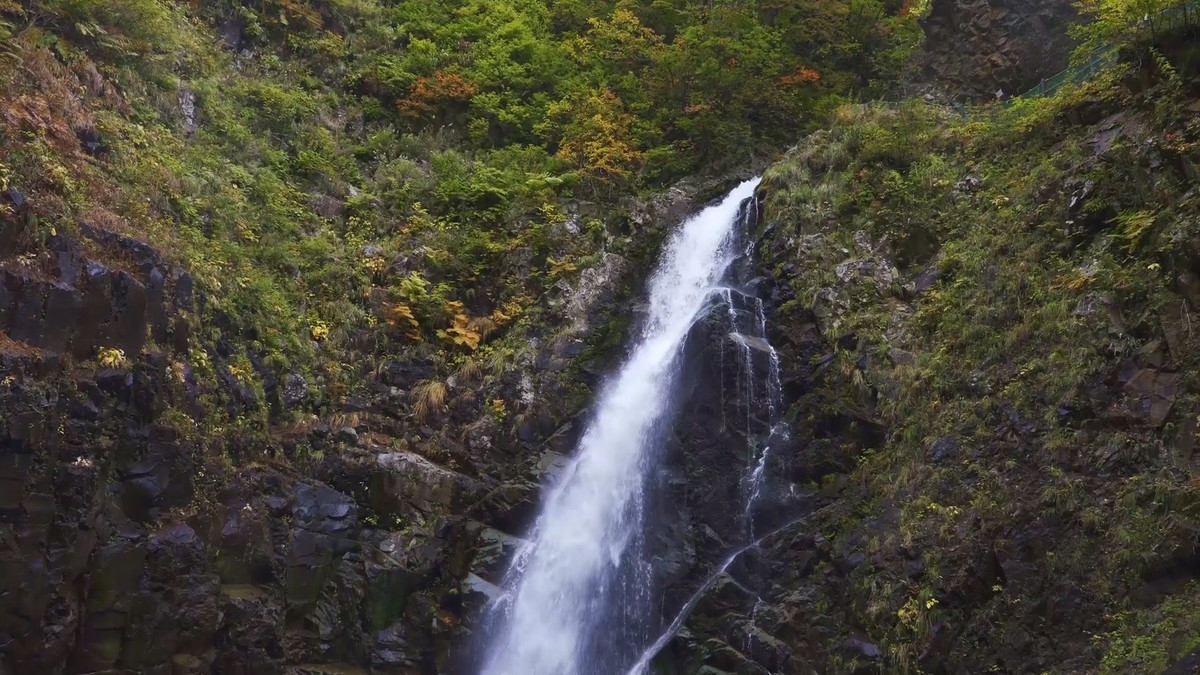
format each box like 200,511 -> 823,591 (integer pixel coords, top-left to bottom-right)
1014,0 -> 1199,101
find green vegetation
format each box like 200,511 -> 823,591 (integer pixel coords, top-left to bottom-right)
0,0 -> 920,437
8,0 -> 1199,667
761,41 -> 1200,671
1073,0 -> 1199,57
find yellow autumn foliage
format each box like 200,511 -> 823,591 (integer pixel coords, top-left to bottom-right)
553,89 -> 644,182
439,313 -> 481,350
382,302 -> 421,340
98,347 -> 128,368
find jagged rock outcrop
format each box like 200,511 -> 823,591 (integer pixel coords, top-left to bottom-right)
0,193 -> 191,361
638,201 -> 895,675
915,0 -> 1079,101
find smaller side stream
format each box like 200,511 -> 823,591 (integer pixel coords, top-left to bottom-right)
631,223 -> 799,673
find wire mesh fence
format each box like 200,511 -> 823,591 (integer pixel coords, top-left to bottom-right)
1013,0 -> 1199,101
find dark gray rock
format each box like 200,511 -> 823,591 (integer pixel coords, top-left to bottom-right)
913,268 -> 941,294
215,500 -> 275,584
76,261 -> 115,359
76,126 -> 105,156
380,359 -> 435,389
930,437 -> 958,462
336,425 -> 358,445
0,189 -> 30,257
916,0 -> 1078,102
48,234 -> 82,284
372,623 -> 416,668
8,275 -> 46,345
292,483 -> 356,535
842,636 -> 881,659
147,267 -> 169,342
1163,647 -> 1200,675
282,372 -> 309,408
42,282 -> 81,352
5,187 -> 25,208
109,270 -> 148,355
312,194 -> 345,219
371,452 -> 482,516
173,270 -> 194,310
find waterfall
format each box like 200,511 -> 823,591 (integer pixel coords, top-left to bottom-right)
479,178 -> 763,675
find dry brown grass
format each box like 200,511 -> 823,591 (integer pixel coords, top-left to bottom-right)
0,332 -> 43,356
410,379 -> 448,424
1,45 -> 95,155
455,358 -> 483,384
468,316 -> 498,343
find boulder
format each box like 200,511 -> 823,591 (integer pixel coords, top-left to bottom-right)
371,452 -> 482,517
283,483 -> 358,611
379,359 -> 435,389
282,373 -> 309,408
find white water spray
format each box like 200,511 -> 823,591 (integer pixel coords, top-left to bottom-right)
480,178 -> 761,675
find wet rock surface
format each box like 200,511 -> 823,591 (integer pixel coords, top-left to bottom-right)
11,106 -> 1196,675
0,177 -> 743,674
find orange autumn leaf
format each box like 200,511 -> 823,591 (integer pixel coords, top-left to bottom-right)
779,68 -> 821,86
396,71 -> 477,119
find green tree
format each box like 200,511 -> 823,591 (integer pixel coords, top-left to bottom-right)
1072,0 -> 1190,57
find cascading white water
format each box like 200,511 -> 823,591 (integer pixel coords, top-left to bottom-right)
625,212 -> 793,675
480,178 -> 761,675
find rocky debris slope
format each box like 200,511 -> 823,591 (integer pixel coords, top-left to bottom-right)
914,0 -> 1079,101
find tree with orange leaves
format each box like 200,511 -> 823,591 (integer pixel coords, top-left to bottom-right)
395,71 -> 477,122
779,68 -> 822,86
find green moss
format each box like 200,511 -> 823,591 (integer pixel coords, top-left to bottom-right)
760,53 -> 1200,670
1099,583 -> 1200,673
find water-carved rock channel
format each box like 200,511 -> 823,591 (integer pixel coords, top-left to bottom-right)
468,179 -> 808,675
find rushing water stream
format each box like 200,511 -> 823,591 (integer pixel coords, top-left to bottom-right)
480,178 -> 779,675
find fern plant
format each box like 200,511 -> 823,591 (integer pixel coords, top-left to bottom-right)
1112,209 -> 1158,253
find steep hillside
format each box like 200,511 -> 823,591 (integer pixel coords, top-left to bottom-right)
0,0 -> 921,671
655,38 -> 1200,674
5,0 -> 1200,672
914,0 -> 1078,100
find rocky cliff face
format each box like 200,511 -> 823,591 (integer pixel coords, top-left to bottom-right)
915,0 -> 1079,100
0,174 -> 754,674
4,23 -> 1199,675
